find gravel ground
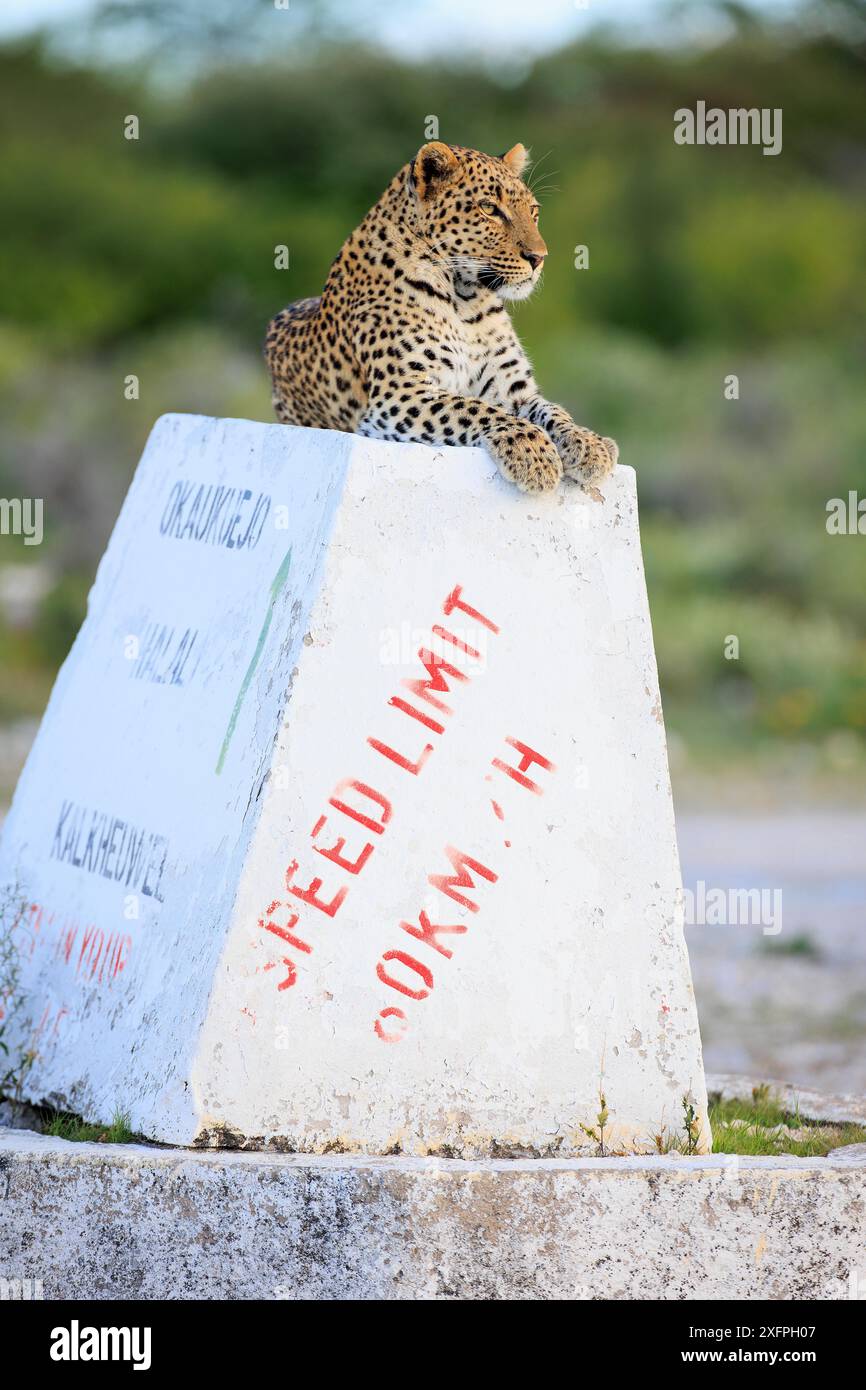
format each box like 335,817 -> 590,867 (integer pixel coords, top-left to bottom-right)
679,811 -> 866,1097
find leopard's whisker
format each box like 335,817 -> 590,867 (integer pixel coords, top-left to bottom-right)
526,150 -> 556,193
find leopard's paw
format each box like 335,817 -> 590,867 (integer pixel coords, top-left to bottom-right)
487,421 -> 563,494
557,426 -> 619,490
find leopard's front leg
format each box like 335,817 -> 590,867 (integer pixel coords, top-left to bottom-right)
358,386 -> 563,494
469,317 -> 619,495
352,310 -> 562,493
519,395 -> 618,493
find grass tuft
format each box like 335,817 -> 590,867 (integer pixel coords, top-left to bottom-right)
44,1108 -> 135,1145
709,1086 -> 866,1157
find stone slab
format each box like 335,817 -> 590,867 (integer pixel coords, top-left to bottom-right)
0,1127 -> 863,1301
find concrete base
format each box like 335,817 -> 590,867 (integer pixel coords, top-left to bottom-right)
1,1127 -> 863,1300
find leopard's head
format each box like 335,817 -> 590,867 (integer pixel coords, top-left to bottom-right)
408,142 -> 547,301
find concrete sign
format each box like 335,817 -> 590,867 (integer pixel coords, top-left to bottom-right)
0,414 -> 709,1154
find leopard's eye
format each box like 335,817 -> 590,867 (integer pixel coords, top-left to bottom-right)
531,206 -> 540,223
478,200 -> 498,216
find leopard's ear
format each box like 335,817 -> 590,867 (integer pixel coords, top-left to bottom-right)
500,143 -> 530,178
410,141 -> 460,201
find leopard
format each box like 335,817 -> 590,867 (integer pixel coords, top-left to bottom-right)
265,141 -> 618,495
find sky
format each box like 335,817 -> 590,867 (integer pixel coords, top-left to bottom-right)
1,0 -> 94,34
0,0 -> 804,60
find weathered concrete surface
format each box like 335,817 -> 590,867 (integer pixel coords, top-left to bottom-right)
829,1143 -> 866,1165
0,1127 -> 863,1301
0,414 -> 707,1153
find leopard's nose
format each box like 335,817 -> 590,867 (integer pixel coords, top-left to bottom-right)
522,250 -> 546,271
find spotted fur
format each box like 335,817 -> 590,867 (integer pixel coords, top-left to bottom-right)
265,141 -> 618,494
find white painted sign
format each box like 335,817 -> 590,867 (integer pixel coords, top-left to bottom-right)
0,415 -> 708,1153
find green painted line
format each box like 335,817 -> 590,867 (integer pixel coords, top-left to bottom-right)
216,546 -> 293,775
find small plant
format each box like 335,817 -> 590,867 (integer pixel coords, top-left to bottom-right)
44,1108 -> 135,1145
681,1093 -> 701,1154
579,1090 -> 611,1156
650,1094 -> 704,1154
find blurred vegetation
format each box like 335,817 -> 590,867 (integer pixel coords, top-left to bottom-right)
0,1 -> 864,784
